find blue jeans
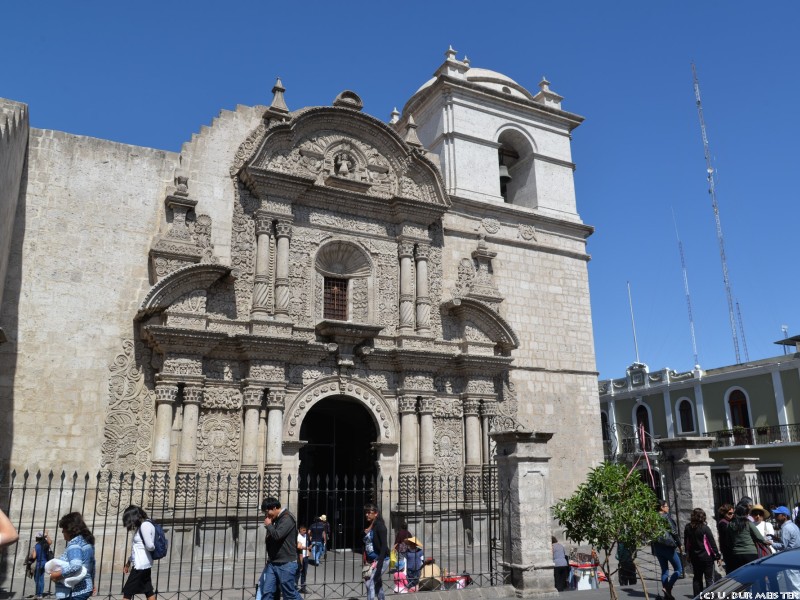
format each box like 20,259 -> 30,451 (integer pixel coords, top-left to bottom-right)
256,561 -> 301,600
311,542 -> 324,565
654,546 -> 682,591
34,565 -> 45,597
366,558 -> 389,600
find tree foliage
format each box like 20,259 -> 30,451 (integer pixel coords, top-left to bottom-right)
552,462 -> 668,600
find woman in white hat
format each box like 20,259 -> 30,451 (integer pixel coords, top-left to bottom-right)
750,505 -> 775,554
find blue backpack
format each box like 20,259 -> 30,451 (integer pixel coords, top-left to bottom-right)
139,520 -> 168,560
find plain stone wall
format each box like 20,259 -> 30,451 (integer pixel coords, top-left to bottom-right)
179,105 -> 266,265
0,99 -> 29,328
0,129 -> 176,473
442,201 -> 601,501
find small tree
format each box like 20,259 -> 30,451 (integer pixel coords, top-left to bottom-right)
552,462 -> 667,600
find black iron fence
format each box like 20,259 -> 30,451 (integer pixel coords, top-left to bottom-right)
711,471 -> 800,514
0,469 -> 508,600
704,423 -> 800,448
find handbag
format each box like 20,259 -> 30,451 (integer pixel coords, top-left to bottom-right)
362,562 -> 375,580
389,549 -> 398,571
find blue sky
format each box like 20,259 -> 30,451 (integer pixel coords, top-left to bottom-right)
3,1 -> 798,379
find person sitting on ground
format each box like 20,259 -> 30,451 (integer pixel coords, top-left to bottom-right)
418,557 -> 441,591
404,537 -> 424,590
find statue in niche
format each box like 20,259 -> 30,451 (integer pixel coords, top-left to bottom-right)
334,151 -> 356,178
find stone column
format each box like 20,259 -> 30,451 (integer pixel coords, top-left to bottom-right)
175,385 -> 203,508
264,389 -> 285,496
152,381 -> 178,508
418,396 -> 436,502
398,239 -> 415,333
240,386 -> 264,508
463,396 -> 482,500
724,456 -> 761,506
398,395 -> 419,505
492,430 -> 557,598
274,219 -> 292,321
251,212 -> 273,320
481,399 -> 498,496
658,437 -> 716,539
414,243 -> 431,334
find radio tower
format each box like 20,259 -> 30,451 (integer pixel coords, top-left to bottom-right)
672,210 -> 699,367
692,62 -> 741,364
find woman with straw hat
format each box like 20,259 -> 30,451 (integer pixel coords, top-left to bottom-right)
404,537 -> 424,590
750,504 -> 776,554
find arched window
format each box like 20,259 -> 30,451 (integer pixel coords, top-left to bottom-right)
601,411 -> 610,441
497,129 -> 535,207
315,241 -> 372,323
677,399 -> 695,434
635,404 -> 653,451
728,389 -> 751,429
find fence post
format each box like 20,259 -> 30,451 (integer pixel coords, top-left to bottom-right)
491,430 -> 557,598
723,457 -> 760,504
657,437 -> 715,539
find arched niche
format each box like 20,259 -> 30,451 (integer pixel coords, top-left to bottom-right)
136,264 -> 231,319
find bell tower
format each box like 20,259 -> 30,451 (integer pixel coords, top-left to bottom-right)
398,48 -> 585,221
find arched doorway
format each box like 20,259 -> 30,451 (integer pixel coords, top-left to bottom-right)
297,396 -> 378,550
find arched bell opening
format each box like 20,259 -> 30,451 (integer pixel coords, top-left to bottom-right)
297,395 -> 378,550
497,129 -> 536,207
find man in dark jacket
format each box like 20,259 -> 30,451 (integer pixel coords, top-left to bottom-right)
256,497 -> 300,600
363,503 -> 389,600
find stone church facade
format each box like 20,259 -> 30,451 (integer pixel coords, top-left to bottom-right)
0,49 -> 600,511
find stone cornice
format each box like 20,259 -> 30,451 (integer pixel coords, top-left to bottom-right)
143,326 -> 228,354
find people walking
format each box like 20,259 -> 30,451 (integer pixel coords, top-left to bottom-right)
652,499 -> 682,600
296,524 -> 309,593
49,512 -> 94,600
683,508 -> 721,595
750,504 -> 775,554
772,506 -> 800,551
716,504 -> 734,573
362,503 -> 389,600
121,505 -> 157,600
257,497 -> 301,600
724,501 -> 770,571
309,517 -> 326,566
29,530 -> 53,599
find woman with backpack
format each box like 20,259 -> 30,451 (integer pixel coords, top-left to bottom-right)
29,530 -> 53,599
122,505 -> 157,600
683,508 -> 721,595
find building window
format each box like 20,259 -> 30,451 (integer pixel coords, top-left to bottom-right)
728,390 -> 751,428
323,277 -> 348,320
678,399 -> 695,433
497,129 -> 535,206
636,405 -> 652,451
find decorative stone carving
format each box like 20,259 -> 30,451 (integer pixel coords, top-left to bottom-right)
197,411 -> 242,505
163,354 -> 203,376
433,418 -> 464,479
518,223 -> 537,241
249,361 -> 285,381
482,217 -> 501,234
231,182 -> 258,318
166,290 -> 207,314
352,277 -> 369,322
434,397 -> 462,418
403,372 -> 434,391
203,387 -> 243,410
204,359 -> 241,381
285,377 -> 397,442
98,339 -> 156,515
462,398 -> 481,416
398,396 -> 418,414
466,378 -> 495,395
453,258 -> 474,300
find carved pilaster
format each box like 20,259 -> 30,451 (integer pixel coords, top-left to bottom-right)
399,395 -> 419,498
414,243 -> 431,334
418,396 -> 435,482
251,211 -> 274,320
398,239 -> 415,332
274,219 -> 293,320
265,389 -> 285,473
153,383 -> 178,464
242,387 -> 264,469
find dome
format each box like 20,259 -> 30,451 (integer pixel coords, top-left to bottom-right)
412,67 -> 534,101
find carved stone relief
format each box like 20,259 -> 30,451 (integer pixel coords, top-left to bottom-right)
351,277 -> 369,322
434,397 -> 463,418
163,354 -> 203,376
98,339 -> 156,514
433,417 -> 463,478
197,410 -> 242,504
166,290 -> 207,314
202,387 -> 243,410
230,181 -> 258,319
204,360 -> 241,381
249,361 -> 286,381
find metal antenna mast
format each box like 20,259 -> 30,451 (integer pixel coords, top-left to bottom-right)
736,301 -> 750,361
692,62 -> 741,363
627,281 -> 641,364
672,209 -> 699,367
